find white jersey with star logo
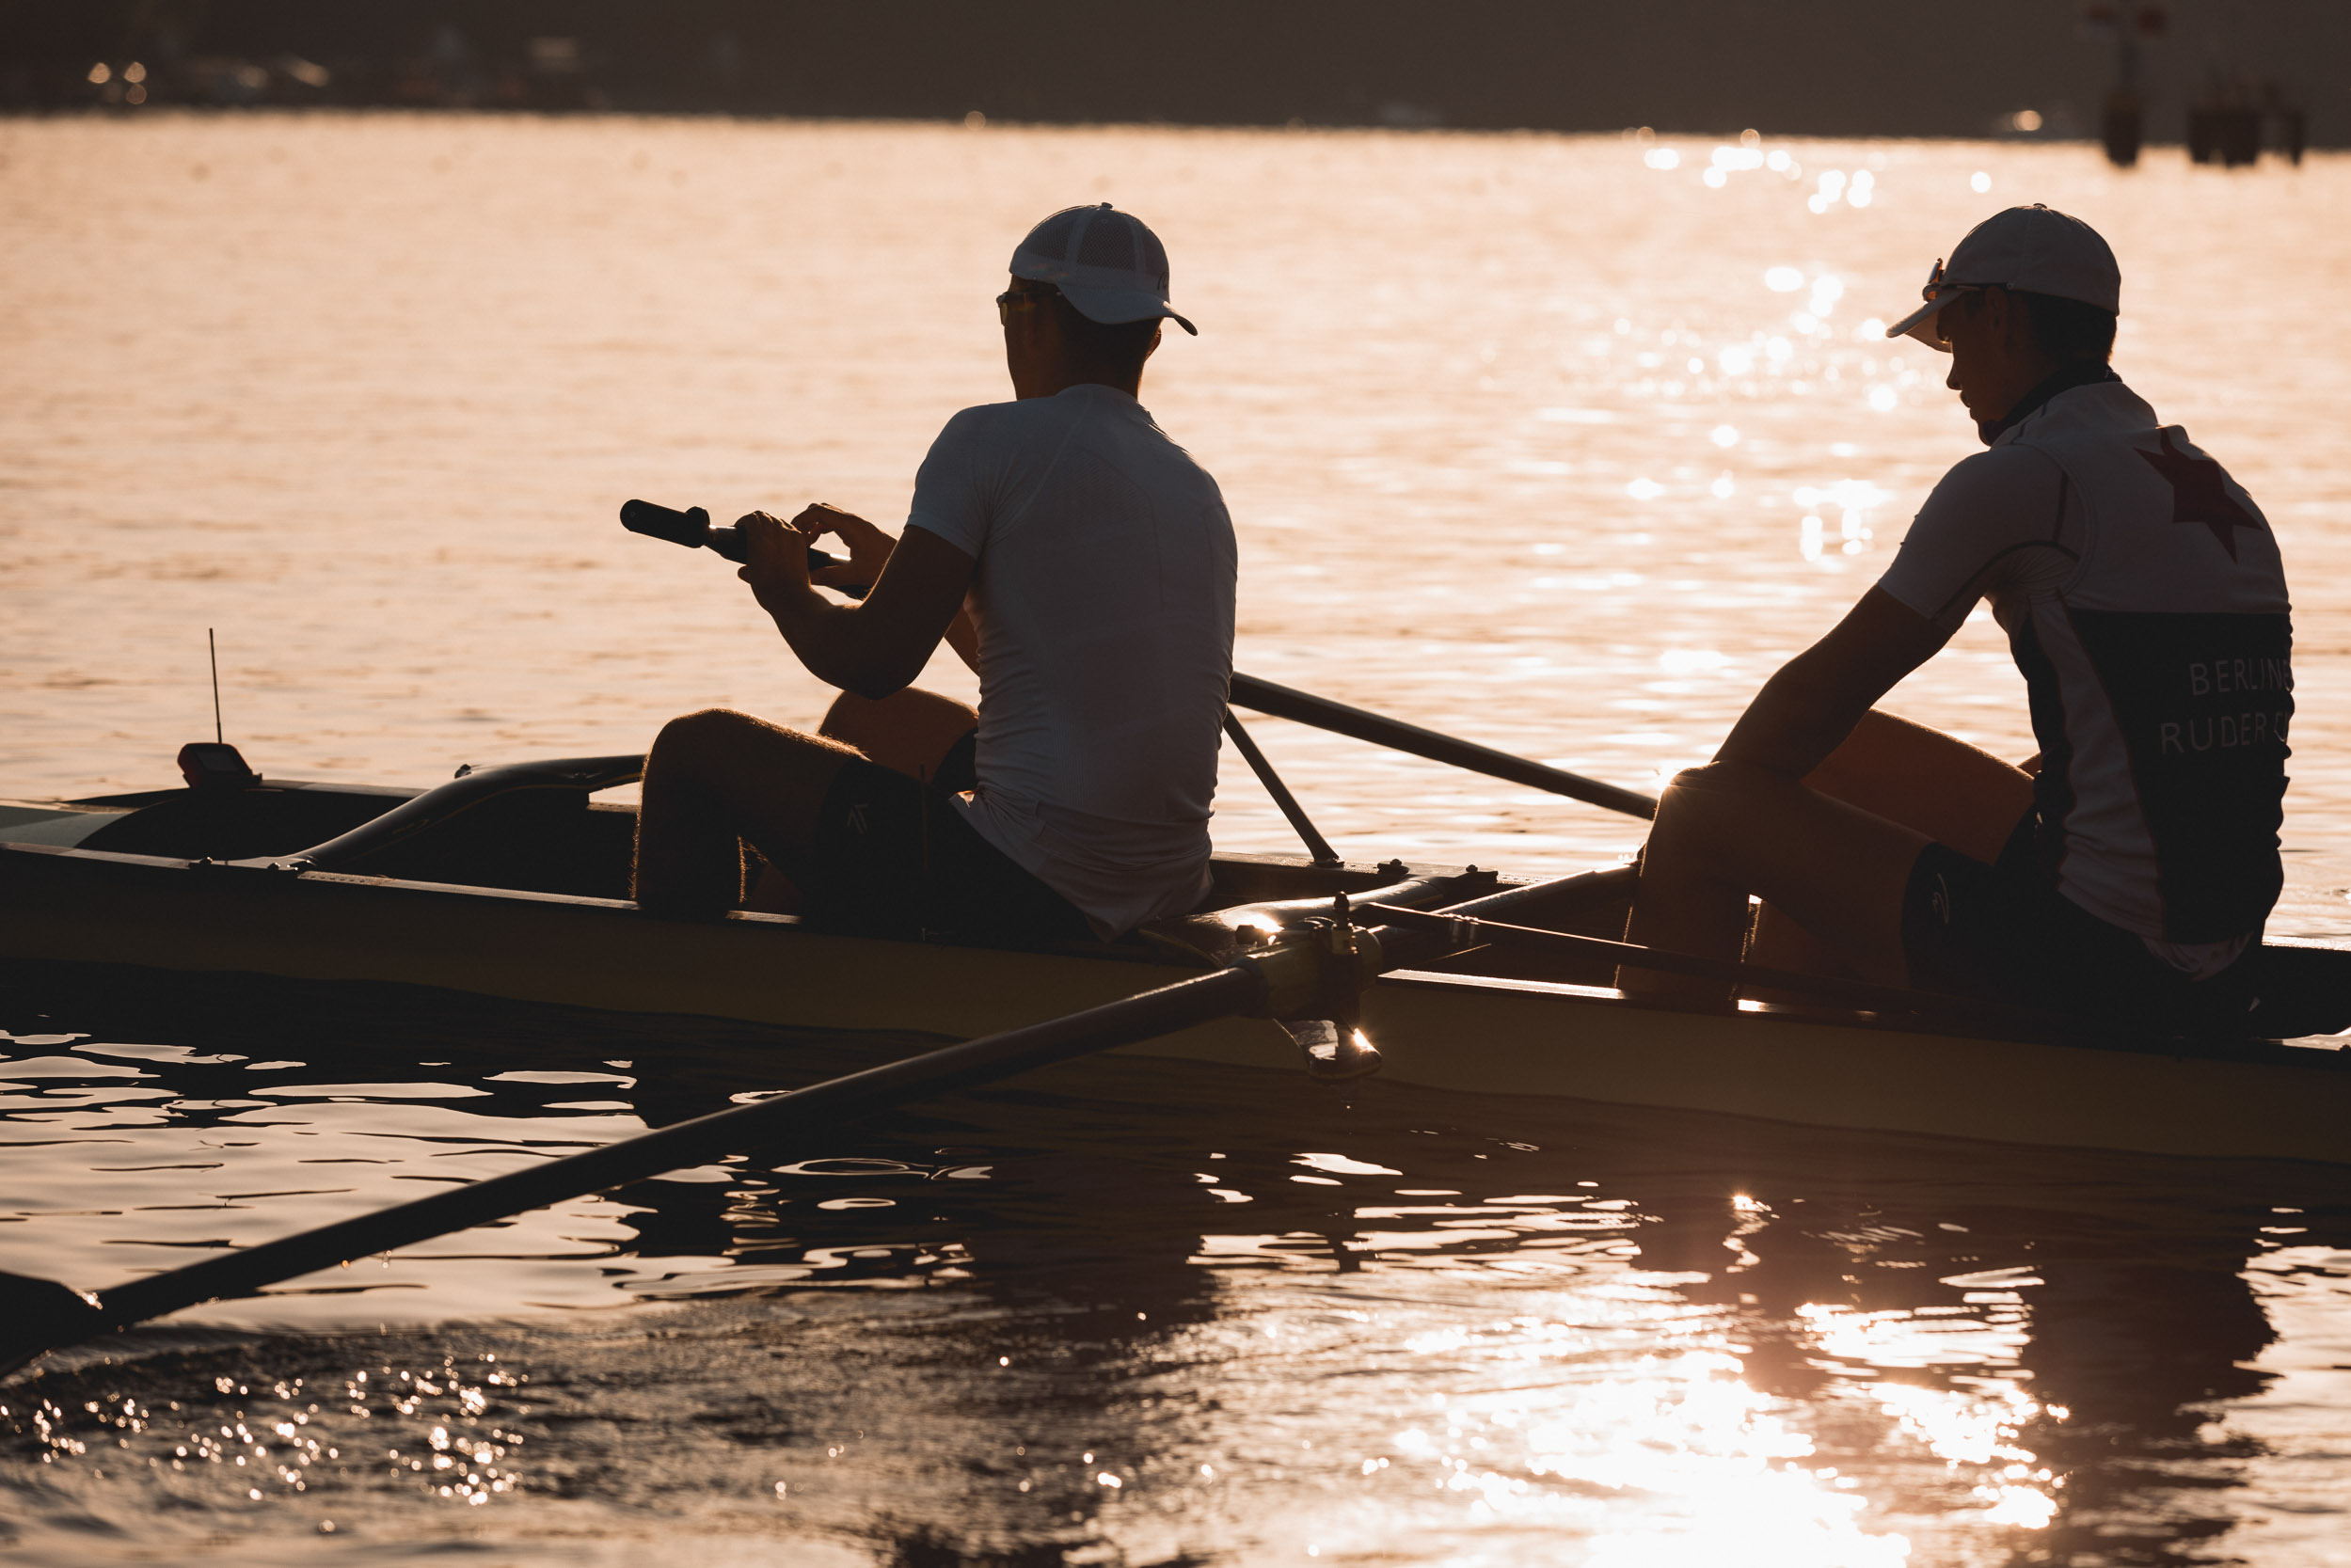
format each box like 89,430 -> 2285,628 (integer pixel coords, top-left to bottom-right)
1878,378 -> 2293,956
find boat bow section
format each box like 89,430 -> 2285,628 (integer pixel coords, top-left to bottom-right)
285,754 -> 644,872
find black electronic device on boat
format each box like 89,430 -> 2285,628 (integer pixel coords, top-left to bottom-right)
176,741 -> 259,791
177,627 -> 261,790
619,499 -> 868,597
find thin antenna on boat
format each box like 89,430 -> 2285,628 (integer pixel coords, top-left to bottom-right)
208,628 -> 224,744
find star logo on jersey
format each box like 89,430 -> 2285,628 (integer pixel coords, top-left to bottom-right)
2138,429 -> 2265,561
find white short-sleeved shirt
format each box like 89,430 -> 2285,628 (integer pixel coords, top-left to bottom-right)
906,383 -> 1237,936
1874,378 -> 2291,974
1877,442 -> 2080,636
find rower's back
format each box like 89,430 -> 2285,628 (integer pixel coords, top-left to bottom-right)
1996,379 -> 2292,946
907,383 -> 1237,935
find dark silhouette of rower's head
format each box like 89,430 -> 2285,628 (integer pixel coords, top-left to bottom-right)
1883,204 -> 2121,424
998,203 -> 1195,401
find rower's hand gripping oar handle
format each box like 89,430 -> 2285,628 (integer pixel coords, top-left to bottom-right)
619,499 -> 870,598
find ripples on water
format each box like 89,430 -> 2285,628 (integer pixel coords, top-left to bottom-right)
5,969 -> 2351,1565
6,115 -> 2351,1563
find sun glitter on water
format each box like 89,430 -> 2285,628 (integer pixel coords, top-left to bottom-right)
1176,1263 -> 2063,1565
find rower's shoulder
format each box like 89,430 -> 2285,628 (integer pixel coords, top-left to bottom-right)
1925,441 -> 2067,510
2009,378 -> 2168,450
919,399 -> 1063,472
937,389 -> 1129,443
934,396 -> 1040,438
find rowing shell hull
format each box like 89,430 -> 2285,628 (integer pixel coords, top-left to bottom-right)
4,842 -> 2347,1165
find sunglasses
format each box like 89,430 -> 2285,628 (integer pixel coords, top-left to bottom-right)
996,287 -> 1057,325
1918,259 -> 2000,341
1920,260 -> 2012,301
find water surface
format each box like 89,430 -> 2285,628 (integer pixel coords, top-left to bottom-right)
7,967 -> 2350,1566
4,114 -> 2351,1564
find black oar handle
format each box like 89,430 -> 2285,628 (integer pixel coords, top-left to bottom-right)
619,499 -> 869,598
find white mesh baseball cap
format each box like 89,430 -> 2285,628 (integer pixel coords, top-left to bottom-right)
1009,202 -> 1197,336
1886,204 -> 2121,351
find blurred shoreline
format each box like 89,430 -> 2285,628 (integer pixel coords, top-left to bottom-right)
4,103 -> 2337,171
3,0 -> 2342,148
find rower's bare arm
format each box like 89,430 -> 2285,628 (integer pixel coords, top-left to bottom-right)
738,513 -> 977,699
799,504 -> 982,675
1715,588 -> 1953,779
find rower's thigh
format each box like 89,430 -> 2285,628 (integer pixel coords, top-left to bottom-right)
647,707 -> 857,864
1660,761 -> 1931,984
820,689 -> 977,782
1802,710 -> 2033,863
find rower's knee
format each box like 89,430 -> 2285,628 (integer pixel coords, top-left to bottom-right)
1656,761 -> 1734,818
818,691 -> 896,750
818,689 -> 977,780
1648,761 -> 1773,861
649,707 -> 756,768
1660,764 -> 1712,798
817,692 -> 860,738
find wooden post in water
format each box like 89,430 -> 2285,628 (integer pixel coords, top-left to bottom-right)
2088,3 -> 2164,168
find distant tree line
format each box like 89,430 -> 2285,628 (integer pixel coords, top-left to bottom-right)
2,0 -> 2342,146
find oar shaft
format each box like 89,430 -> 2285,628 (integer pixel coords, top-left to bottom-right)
1229,673 -> 1657,821
1364,902 -> 2073,1033
96,965 -> 1262,1333
1223,712 -> 1341,866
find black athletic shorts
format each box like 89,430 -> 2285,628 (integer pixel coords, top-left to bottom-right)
802,730 -> 1095,946
1899,816 -> 2258,1022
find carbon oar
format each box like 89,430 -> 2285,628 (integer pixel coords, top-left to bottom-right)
616,505 -> 1651,822
1223,712 -> 1341,866
1362,901 -> 2083,1034
0,929 -> 1399,1377
1228,673 -> 1657,821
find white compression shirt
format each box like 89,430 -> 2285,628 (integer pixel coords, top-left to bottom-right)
1876,441 -> 2080,637
906,383 -> 1237,936
1875,377 -> 2293,979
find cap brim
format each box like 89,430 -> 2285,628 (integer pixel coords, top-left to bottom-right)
1886,292 -> 1957,353
1057,284 -> 1198,336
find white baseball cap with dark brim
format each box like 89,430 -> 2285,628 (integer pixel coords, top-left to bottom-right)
1009,202 -> 1198,335
1886,203 -> 2121,352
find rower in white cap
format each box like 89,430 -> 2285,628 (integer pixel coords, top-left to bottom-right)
632,203 -> 1236,944
1622,204 -> 2294,1022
